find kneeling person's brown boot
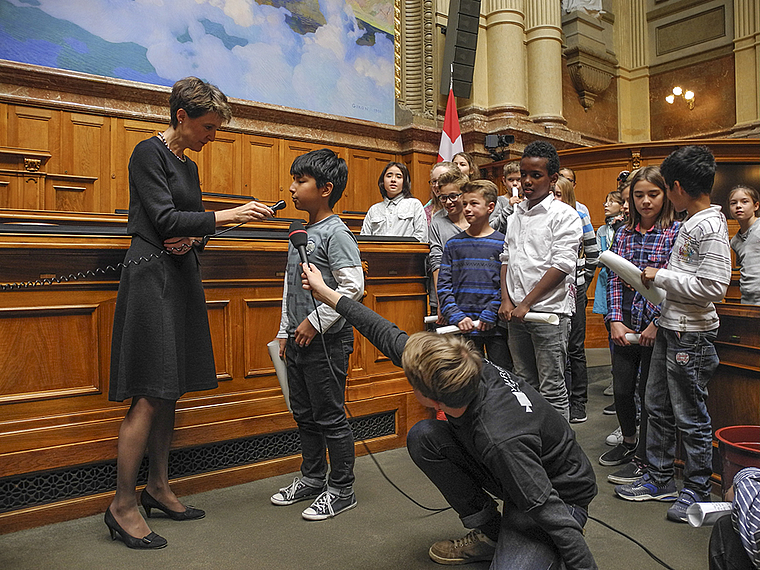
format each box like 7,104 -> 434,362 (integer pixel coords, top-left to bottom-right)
429,530 -> 496,565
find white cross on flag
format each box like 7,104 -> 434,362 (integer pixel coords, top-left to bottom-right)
437,88 -> 463,162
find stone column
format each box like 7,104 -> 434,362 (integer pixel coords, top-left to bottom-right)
734,0 -> 760,130
615,0 -> 650,142
525,0 -> 565,124
483,0 -> 528,116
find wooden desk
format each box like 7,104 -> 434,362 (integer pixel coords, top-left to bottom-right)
0,211 -> 430,532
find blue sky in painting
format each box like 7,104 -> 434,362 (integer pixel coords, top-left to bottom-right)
0,0 -> 394,124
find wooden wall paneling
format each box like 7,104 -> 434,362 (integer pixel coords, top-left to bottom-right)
60,113 -> 108,213
242,294 -> 289,395
0,304 -> 101,404
9,106 -> 60,174
0,171 -> 40,210
280,140 -> 348,219
0,102 -> 7,146
0,176 -> 9,209
361,287 -> 426,373
346,148 -> 396,214
242,134 -> 281,204
404,152 -> 438,204
112,118 -> 165,213
207,298 -> 233,382
44,173 -> 98,212
0,288 -> 121,425
190,130 -> 243,197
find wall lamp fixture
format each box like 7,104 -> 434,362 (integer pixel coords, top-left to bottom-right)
665,86 -> 695,110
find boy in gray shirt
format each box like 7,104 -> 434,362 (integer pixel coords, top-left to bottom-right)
272,149 -> 363,521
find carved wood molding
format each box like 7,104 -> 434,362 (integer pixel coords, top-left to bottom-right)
396,0 -> 436,120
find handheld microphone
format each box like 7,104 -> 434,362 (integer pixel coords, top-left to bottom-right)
288,220 -> 309,265
272,200 -> 286,212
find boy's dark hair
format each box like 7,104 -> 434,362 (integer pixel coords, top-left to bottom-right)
290,148 -> 348,207
660,145 -> 716,198
378,161 -> 412,199
522,141 -> 560,176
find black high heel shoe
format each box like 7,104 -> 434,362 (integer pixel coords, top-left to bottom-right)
140,489 -> 205,520
104,508 -> 167,549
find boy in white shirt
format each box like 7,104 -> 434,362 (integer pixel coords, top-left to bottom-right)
498,141 -> 583,420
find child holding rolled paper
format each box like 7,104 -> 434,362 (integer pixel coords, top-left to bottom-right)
498,141 -> 582,420
601,166 -> 680,484
615,146 -> 731,524
437,180 -> 511,371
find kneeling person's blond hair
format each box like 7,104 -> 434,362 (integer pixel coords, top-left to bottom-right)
401,332 -> 482,408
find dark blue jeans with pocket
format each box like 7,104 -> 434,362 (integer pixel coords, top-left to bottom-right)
286,324 -> 355,494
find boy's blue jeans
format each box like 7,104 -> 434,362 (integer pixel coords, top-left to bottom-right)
285,324 -> 355,494
645,327 -> 719,497
407,419 -> 587,570
508,317 -> 570,420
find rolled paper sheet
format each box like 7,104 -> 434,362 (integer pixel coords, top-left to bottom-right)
266,339 -> 292,412
423,315 -> 438,324
686,502 -> 733,527
436,313 -> 558,333
625,333 -> 641,344
599,250 -> 666,305
436,320 -> 481,334
524,312 -> 559,325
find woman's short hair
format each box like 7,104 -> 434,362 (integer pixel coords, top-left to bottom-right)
626,165 -> 675,230
401,332 -> 482,408
169,76 -> 232,128
378,161 -> 412,199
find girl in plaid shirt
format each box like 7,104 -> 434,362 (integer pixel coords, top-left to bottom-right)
602,166 -> 680,481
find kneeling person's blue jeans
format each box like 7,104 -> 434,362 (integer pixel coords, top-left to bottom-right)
407,419 -> 587,569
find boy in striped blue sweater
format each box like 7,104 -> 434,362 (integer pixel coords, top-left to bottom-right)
437,180 -> 512,370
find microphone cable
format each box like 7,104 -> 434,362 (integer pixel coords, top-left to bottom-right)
0,200 -> 287,291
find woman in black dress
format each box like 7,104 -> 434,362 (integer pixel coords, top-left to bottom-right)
105,77 -> 273,549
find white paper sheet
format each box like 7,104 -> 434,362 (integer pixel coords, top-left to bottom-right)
436,312 -> 559,334
686,502 -> 733,527
267,339 -> 292,412
599,250 -> 666,305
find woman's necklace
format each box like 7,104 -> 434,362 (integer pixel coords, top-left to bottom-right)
157,132 -> 186,162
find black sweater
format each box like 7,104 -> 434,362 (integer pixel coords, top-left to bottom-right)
336,296 -> 598,570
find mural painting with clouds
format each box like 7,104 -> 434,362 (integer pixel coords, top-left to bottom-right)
0,0 -> 395,124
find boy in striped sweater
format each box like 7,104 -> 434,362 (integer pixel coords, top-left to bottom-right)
437,180 -> 512,370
